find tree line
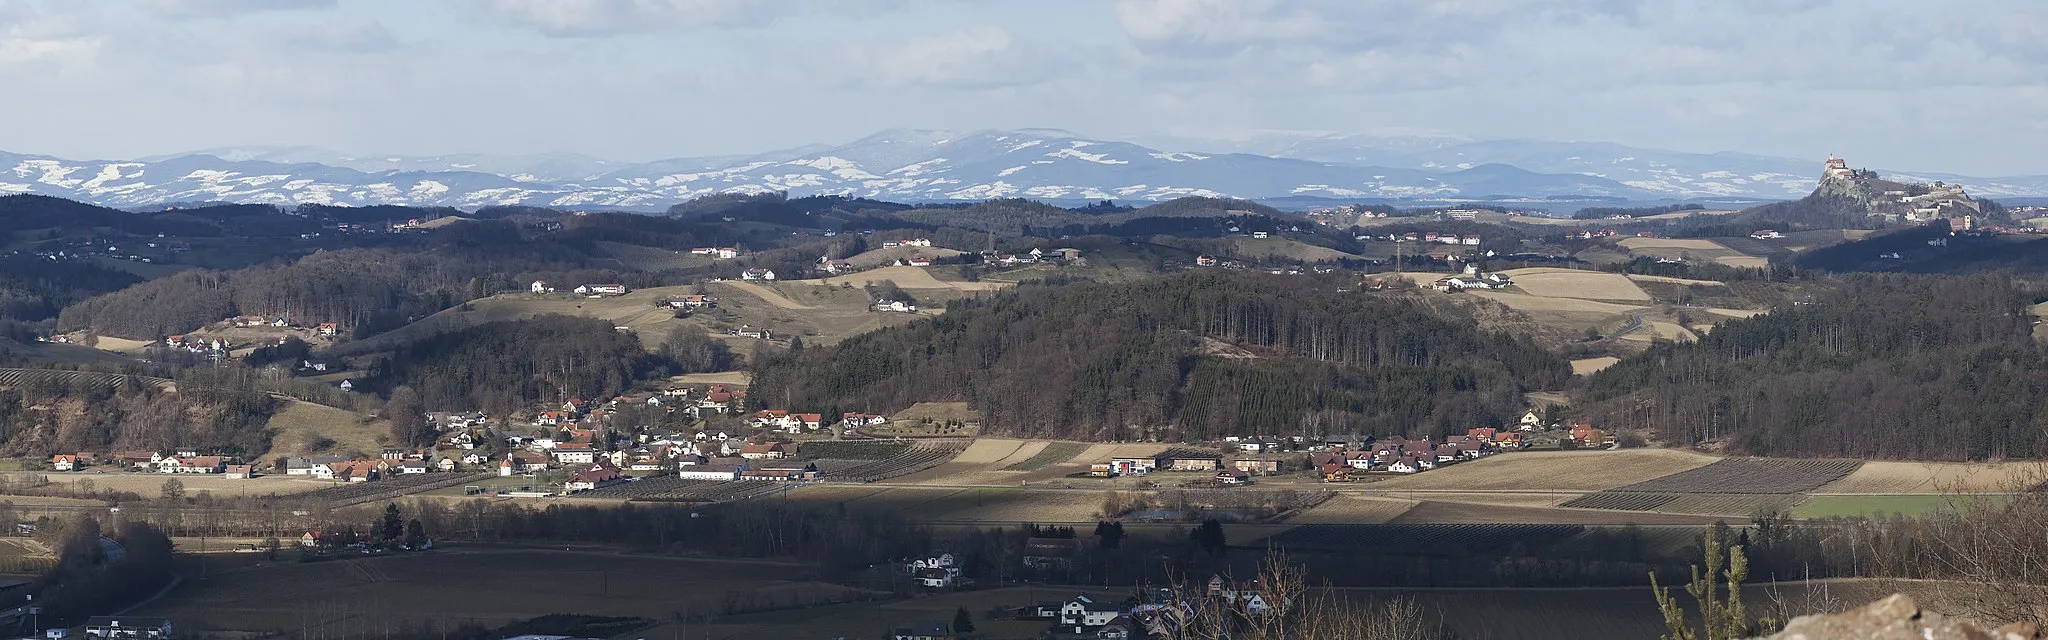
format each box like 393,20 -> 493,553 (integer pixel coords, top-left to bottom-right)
751,272 -> 1570,441
1579,273 -> 2048,459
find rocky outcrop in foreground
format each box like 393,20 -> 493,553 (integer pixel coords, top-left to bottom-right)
1761,594 -> 2039,640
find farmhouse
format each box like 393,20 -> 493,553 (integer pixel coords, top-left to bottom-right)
552,443 -> 597,465
1215,469 -> 1252,485
530,280 -> 553,293
841,412 -> 887,427
663,294 -> 714,309
739,441 -> 796,460
740,268 -> 777,281
740,461 -> 818,481
1107,456 -> 1156,475
50,454 -> 79,471
1059,595 -> 1124,631
574,283 -> 629,296
223,464 -> 253,479
1231,459 -> 1282,475
1156,452 -> 1222,472
565,463 -> 626,493
84,617 -> 173,640
316,322 -> 339,336
874,299 -> 918,313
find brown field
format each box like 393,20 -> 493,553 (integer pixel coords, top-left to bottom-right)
790,486 -> 1107,522
844,245 -> 965,269
1388,492 -> 1573,509
1704,307 -> 1765,319
1390,500 -> 1739,525
91,336 -> 157,354
1369,450 -> 1720,492
1465,290 -> 1646,321
1615,458 -> 1862,494
668,371 -> 750,385
892,439 -> 1025,484
1498,268 -> 1651,302
1284,495 -> 1417,524
1626,274 -> 1730,287
261,400 -> 386,461
1571,356 -> 1620,375
793,265 -> 1012,291
720,279 -> 813,309
140,550 -> 868,637
7,471 -> 329,497
1718,255 -> 1769,268
1819,460 -> 2048,494
1617,237 -> 1733,252
1621,319 -> 1698,343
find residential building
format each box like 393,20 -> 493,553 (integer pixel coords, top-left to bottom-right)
84,617 -> 173,640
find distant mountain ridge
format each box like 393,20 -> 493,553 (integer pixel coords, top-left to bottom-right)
9,129 -> 2048,211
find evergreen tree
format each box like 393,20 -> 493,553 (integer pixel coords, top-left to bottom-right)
952,607 -> 974,634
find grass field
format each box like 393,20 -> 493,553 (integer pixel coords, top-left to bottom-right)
141,550 -> 871,637
864,402 -> 983,437
596,241 -> 716,270
1790,494 -> 2005,519
261,400 -> 387,461
1498,268 -> 1652,302
6,471 -> 330,497
1284,495 -> 1417,524
1369,450 -> 1720,492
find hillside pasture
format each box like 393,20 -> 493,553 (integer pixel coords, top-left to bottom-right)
1463,291 -> 1647,330
843,245 -> 964,269
1368,450 -> 1720,492
1497,268 -> 1651,302
595,241 -> 716,270
1001,441 -> 1089,471
793,265 -> 1011,291
260,400 -> 388,461
1226,236 -> 1363,262
1791,494 -> 2001,519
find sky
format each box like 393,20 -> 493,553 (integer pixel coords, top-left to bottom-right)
2,0 -> 2045,175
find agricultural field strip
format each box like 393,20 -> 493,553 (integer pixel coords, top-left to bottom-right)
816,440 -> 969,483
573,477 -> 786,502
1000,441 -> 1089,471
305,472 -> 493,506
1268,523 -> 1588,551
1609,458 -> 1863,494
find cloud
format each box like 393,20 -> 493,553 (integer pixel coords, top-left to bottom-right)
137,0 -> 337,19
844,26 -> 1065,89
475,0 -> 781,36
1115,0 -> 1634,54
273,17 -> 401,54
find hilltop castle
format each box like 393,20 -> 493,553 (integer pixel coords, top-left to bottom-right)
1816,155 -> 1978,230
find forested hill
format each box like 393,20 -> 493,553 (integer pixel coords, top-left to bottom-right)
1578,274 -> 2048,460
749,273 -> 1570,441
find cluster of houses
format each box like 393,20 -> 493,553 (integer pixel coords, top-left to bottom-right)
662,294 -> 716,309
26,236 -> 186,265
1307,431 -> 1508,480
1749,230 -> 1786,239
1356,230 -> 1485,246
688,247 -> 742,259
988,247 -> 1081,266
50,451 -> 255,478
1429,270 -> 1513,292
1086,450 -> 1272,486
740,268 -> 776,281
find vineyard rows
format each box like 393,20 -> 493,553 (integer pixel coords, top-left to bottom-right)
1560,492 -> 1678,511
0,368 -> 171,390
1269,524 -> 1587,554
797,441 -> 910,461
1613,458 -> 1863,494
576,477 -> 787,502
305,472 -> 492,506
821,442 -> 968,483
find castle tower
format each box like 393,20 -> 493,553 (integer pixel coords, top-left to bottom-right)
1823,155 -> 1853,179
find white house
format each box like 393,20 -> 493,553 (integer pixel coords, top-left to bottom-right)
530,280 -> 552,294
874,300 -> 917,313
1060,596 -> 1122,628
741,268 -> 776,281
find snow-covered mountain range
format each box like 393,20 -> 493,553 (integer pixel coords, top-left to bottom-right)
8,129 -> 2047,211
